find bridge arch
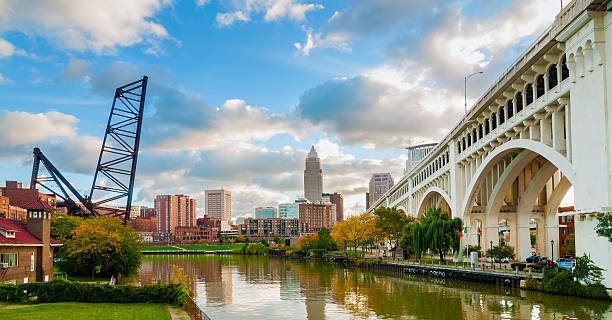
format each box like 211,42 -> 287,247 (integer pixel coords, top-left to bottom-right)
460,139 -> 575,219
417,186 -> 452,218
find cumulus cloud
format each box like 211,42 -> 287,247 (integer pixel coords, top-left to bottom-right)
216,0 -> 323,27
0,38 -> 25,58
0,0 -> 173,54
0,111 -> 78,147
297,75 -> 463,148
59,59 -> 91,82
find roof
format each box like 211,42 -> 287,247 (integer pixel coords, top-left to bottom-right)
307,145 -> 319,159
0,218 -> 61,246
21,200 -> 55,211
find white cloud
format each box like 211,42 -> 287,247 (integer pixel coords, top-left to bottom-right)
0,38 -> 25,58
0,111 -> 78,147
294,27 -> 350,56
196,0 -> 210,7
215,0 -> 322,27
0,73 -> 14,85
59,59 -> 91,82
0,0 -> 173,54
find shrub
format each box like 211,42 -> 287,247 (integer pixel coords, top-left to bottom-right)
309,249 -> 326,259
241,243 -> 268,255
511,262 -> 526,271
0,279 -> 188,306
462,245 -> 483,257
529,264 -> 544,272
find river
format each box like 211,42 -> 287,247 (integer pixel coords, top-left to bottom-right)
137,255 -> 611,319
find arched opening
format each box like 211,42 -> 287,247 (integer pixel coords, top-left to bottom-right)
515,92 -> 523,113
536,74 -> 545,98
485,119 -> 490,135
526,84 -> 534,105
548,64 -> 558,90
417,188 -> 452,218
472,128 -> 478,142
491,113 -> 497,129
461,140 -> 576,261
561,56 -> 569,81
467,133 -> 471,147
479,123 -> 483,138
499,106 -> 505,124
506,99 -> 513,119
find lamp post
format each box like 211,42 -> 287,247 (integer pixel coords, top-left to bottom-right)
465,71 -> 484,113
550,240 -> 555,262
490,240 -> 494,270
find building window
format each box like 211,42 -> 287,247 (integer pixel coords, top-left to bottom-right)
1,253 -> 18,267
30,253 -> 35,272
515,92 -> 523,113
561,56 -> 569,80
548,64 -> 558,90
536,74 -> 545,98
526,83 -> 533,105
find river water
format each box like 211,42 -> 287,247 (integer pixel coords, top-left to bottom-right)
137,255 -> 611,319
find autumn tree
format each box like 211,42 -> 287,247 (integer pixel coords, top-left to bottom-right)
332,213 -> 378,254
58,216 -> 142,280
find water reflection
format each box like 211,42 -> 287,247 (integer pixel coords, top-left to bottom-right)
138,255 -> 612,320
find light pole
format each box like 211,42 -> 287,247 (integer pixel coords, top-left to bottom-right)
490,240 -> 494,270
465,71 -> 484,113
550,240 -> 555,262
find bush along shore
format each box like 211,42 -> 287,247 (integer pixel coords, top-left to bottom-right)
0,278 -> 190,305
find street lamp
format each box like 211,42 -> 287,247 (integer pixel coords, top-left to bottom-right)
550,240 -> 555,262
465,71 -> 484,113
490,240 -> 494,269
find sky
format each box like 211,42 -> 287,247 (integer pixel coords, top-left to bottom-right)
0,0 -> 564,220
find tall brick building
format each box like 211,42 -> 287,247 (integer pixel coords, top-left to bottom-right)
298,203 -> 335,233
154,194 -> 196,235
323,192 -> 344,222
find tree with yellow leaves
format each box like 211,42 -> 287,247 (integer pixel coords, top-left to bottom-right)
332,212 -> 379,255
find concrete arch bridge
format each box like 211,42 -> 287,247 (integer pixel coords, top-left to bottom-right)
369,0 -> 612,286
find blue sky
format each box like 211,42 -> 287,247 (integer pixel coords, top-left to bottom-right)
0,0 -> 562,218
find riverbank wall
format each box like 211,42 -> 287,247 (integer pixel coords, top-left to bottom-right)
348,260 -> 536,288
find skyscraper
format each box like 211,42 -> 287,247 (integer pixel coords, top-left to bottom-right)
367,173 -> 394,209
304,146 -> 323,203
205,189 -> 232,223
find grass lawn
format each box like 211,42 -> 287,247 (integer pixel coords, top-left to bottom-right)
141,246 -> 183,251
0,302 -> 171,320
178,244 -> 243,251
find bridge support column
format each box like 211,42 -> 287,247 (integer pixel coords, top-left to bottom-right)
517,225 -> 532,261
575,213 -> 612,287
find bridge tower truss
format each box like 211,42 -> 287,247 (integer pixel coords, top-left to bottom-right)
89,76 -> 148,220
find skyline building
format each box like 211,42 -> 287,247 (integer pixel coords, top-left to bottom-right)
298,203 -> 335,233
279,203 -> 299,219
323,192 -> 344,222
367,173 -> 394,209
255,206 -> 277,219
154,194 -> 196,234
304,146 -> 323,203
205,189 -> 232,223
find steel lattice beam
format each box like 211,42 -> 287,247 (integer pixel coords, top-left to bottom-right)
89,76 -> 148,221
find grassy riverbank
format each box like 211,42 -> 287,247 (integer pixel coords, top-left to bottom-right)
0,302 -> 171,320
143,244 -> 243,251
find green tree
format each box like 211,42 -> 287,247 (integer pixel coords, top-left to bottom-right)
399,217 -> 418,258
51,213 -> 83,257
574,253 -> 604,285
260,239 -> 269,247
485,244 -> 515,267
316,227 -> 337,251
411,207 -> 463,262
595,213 -> 612,243
273,237 -> 284,244
374,207 -> 411,260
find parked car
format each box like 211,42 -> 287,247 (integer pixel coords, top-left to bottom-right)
526,255 -> 542,263
536,259 -> 556,267
556,258 -> 574,271
494,257 -> 509,263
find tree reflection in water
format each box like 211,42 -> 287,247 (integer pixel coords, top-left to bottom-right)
138,255 -> 611,320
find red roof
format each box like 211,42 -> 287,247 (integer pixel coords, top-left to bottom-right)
21,200 -> 55,211
0,218 -> 61,246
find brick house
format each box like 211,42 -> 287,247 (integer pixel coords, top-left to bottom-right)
0,181 -> 56,209
0,200 -> 61,284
